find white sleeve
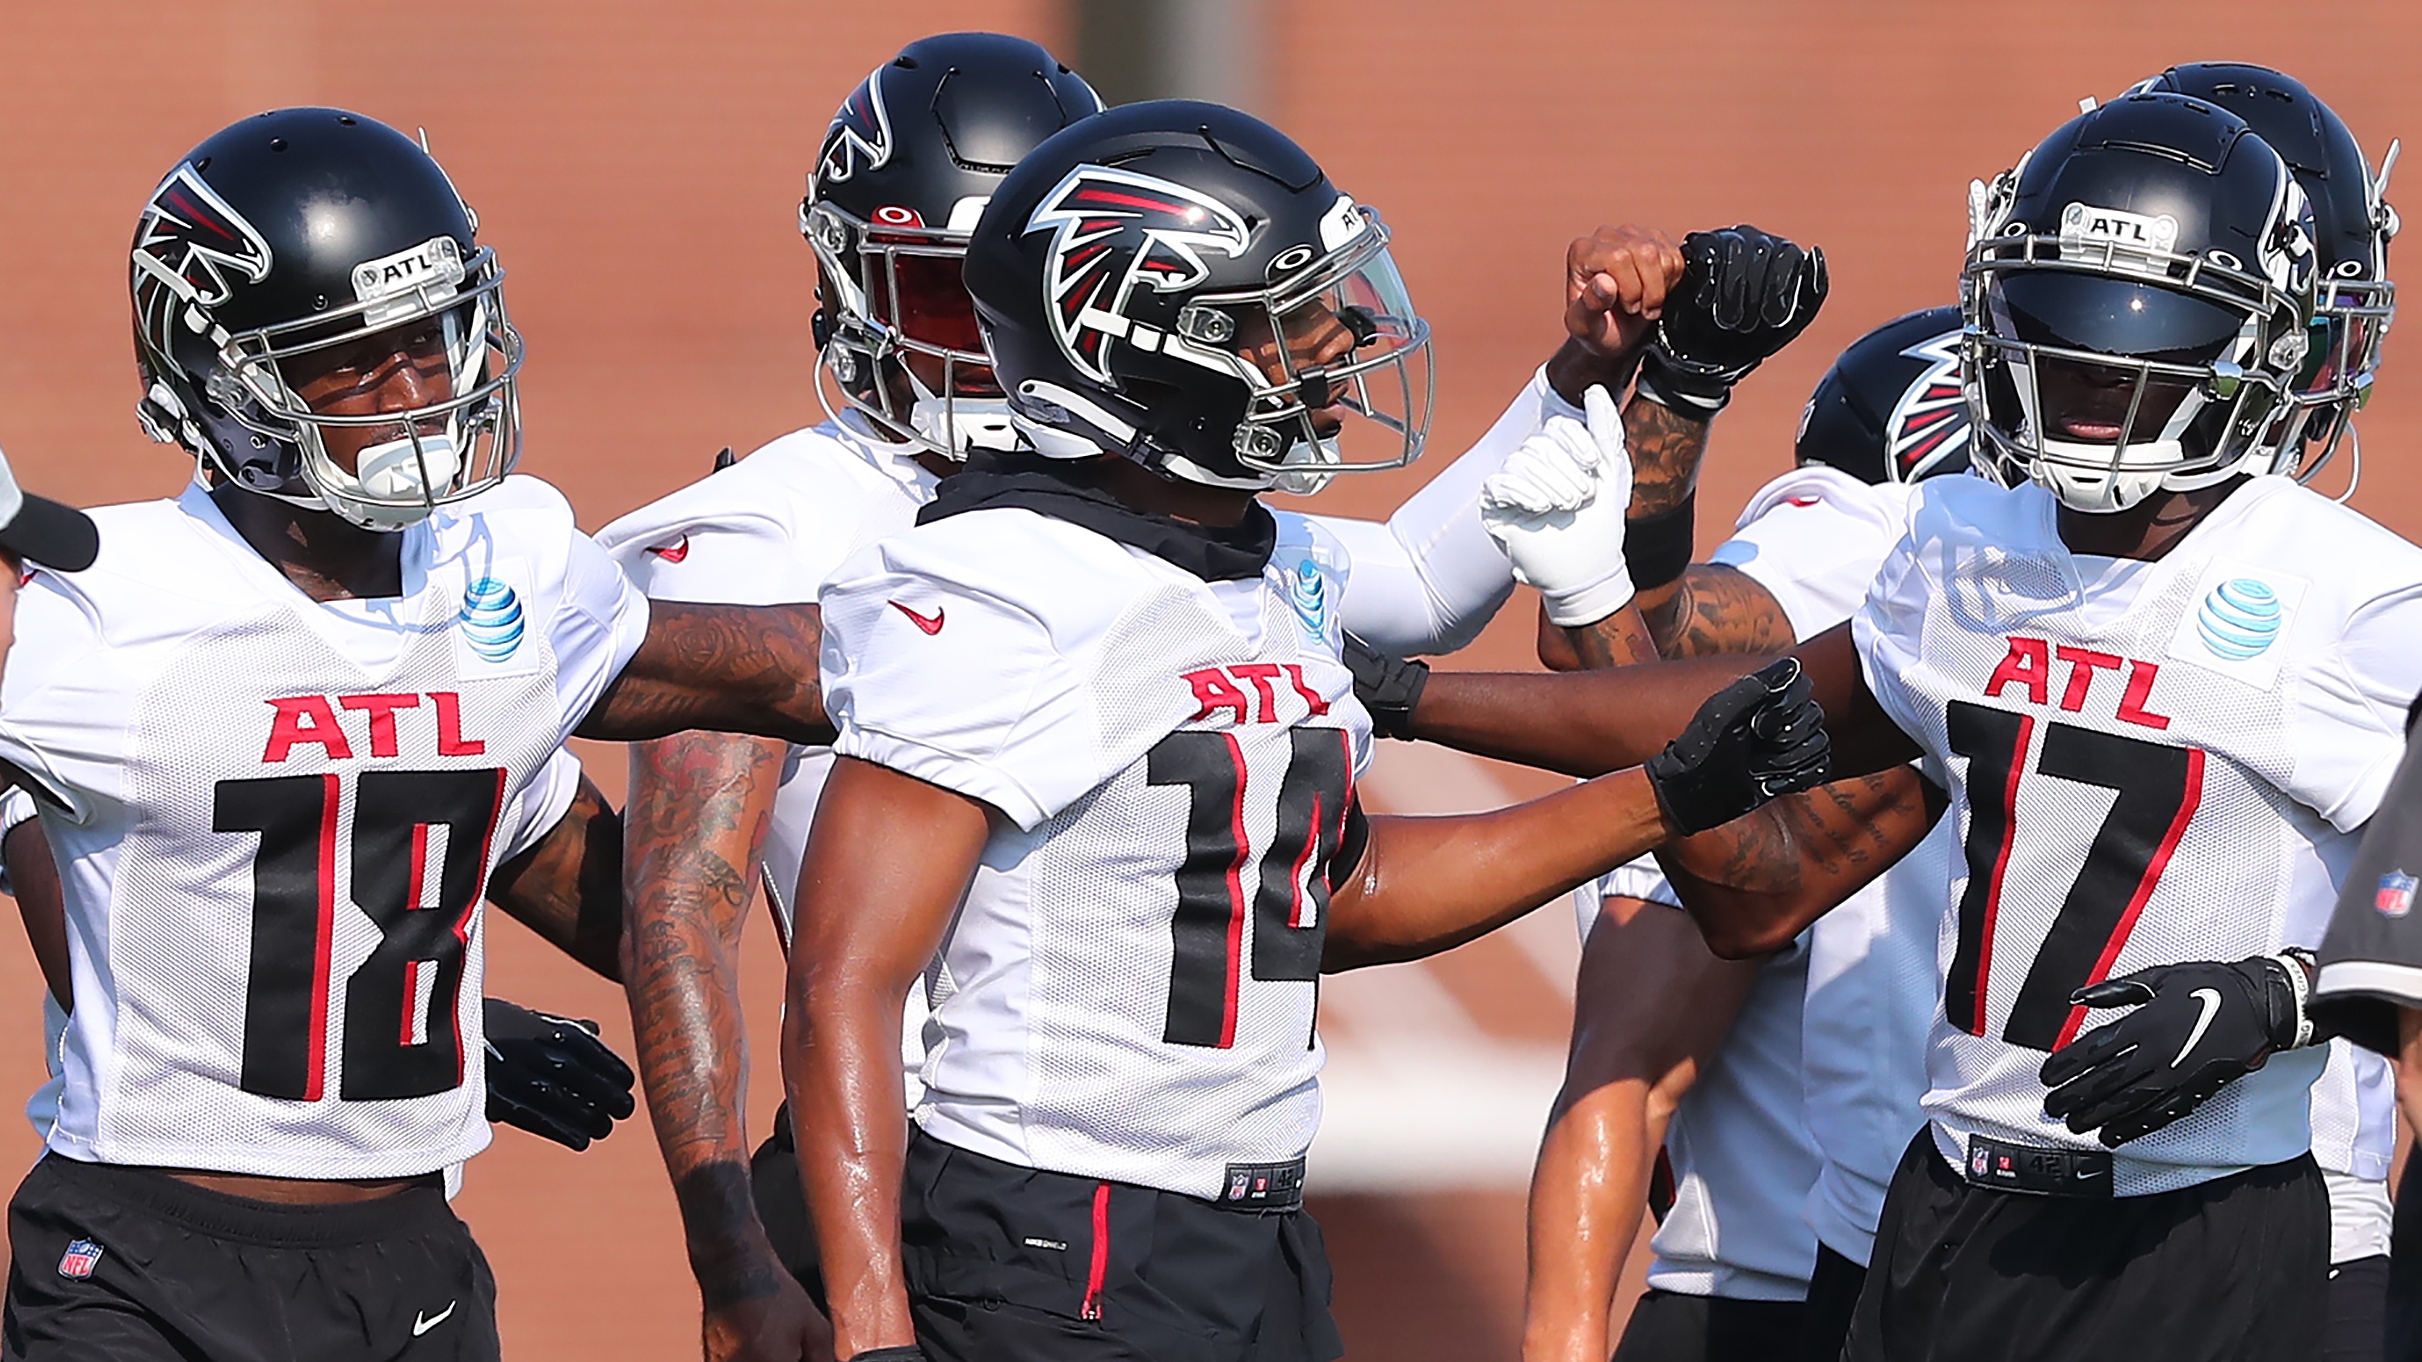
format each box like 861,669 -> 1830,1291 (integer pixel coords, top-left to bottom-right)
602,513 -> 827,608
2287,582 -> 2422,832
1317,365 -> 1580,655
821,546 -> 1108,831
547,532 -> 653,744
495,749 -> 585,865
0,579 -> 122,822
1707,466 -> 1919,642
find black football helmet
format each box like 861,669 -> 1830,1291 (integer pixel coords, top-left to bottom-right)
801,33 -> 1102,459
1796,306 -> 1971,485
962,100 -> 1433,493
2129,64 -> 2397,483
1962,92 -> 2317,512
131,108 -> 520,530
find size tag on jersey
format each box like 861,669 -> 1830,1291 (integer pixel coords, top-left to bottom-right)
1215,1158 -> 1305,1212
1963,1134 -> 2112,1198
2163,557 -> 2309,692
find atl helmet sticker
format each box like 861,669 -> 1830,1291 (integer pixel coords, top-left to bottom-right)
131,162 -> 274,350
820,68 -> 895,185
1024,165 -> 1252,385
1886,327 -> 1972,481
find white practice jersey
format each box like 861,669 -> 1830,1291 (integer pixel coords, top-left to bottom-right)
1855,474 -> 2422,1195
822,505 -> 1372,1199
0,479 -> 648,1179
1588,861 -> 1819,1300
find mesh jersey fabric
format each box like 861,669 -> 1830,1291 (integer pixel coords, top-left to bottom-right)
1582,864 -> 1820,1300
1854,473 -> 2422,1194
0,477 -> 647,1179
821,505 -> 1373,1199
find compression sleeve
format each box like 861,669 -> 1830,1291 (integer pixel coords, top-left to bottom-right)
1316,365 -> 1582,656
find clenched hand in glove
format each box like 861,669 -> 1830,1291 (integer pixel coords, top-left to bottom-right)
2039,954 -> 2315,1147
1638,224 -> 1828,413
1645,657 -> 1832,835
485,997 -> 638,1152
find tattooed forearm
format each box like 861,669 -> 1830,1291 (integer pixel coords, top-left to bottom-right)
1622,392 -> 1712,521
1657,768 -> 1936,956
1642,564 -> 1798,661
1565,602 -> 1662,670
579,602 -> 831,745
622,729 -> 790,1296
488,776 -> 626,981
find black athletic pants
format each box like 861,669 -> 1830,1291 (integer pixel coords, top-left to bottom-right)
1611,1287 -> 1803,1361
1795,1242 -> 1867,1362
1845,1132 -> 2327,1362
900,1129 -> 1342,1362
2392,1142 -> 2422,1362
1,1154 -> 497,1361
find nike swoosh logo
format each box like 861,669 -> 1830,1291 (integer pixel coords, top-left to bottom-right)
646,534 -> 690,562
889,600 -> 946,635
413,1301 -> 457,1336
2174,987 -> 2224,1066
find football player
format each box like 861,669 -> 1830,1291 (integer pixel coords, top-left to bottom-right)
781,99 -> 1831,1362
1364,91 -> 2421,1362
600,32 -> 1824,1362
1519,308 -> 1968,1362
0,108 -> 834,1361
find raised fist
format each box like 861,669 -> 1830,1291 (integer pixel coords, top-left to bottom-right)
1641,225 -> 1829,411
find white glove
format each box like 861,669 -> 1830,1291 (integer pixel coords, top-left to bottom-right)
1481,384 -> 1635,626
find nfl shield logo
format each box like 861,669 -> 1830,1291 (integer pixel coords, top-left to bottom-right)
2378,871 -> 2417,919
56,1238 -> 101,1279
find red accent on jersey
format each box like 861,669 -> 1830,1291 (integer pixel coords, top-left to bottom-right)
2053,647 -> 2123,712
646,535 -> 690,562
2116,660 -> 2174,730
1289,793 -> 1323,929
889,600 -> 946,634
1283,665 -> 1331,717
1785,495 -> 1823,507
1972,713 -> 2035,1036
1217,733 -> 1250,1050
1185,668 -> 1252,725
1985,637 -> 2051,706
1081,1180 -> 1112,1321
452,768 -> 510,1083
2052,748 -> 2207,1048
1231,663 -> 1285,723
338,693 -> 421,759
264,697 -> 354,763
305,773 -> 340,1102
431,692 -> 485,756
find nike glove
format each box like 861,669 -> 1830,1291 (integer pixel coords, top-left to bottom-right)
2039,954 -> 2313,1148
485,998 -> 638,1152
1343,632 -> 1429,740
1638,225 -> 1828,414
1644,657 -> 1832,835
1480,384 -> 1637,627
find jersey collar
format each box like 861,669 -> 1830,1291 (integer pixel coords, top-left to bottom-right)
918,453 -> 1277,582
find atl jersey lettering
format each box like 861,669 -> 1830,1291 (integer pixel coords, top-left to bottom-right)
821,508 -> 1371,1199
0,479 -> 648,1179
1854,474 -> 2422,1194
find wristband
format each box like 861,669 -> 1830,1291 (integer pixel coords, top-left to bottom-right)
2271,949 -> 2317,1049
848,1349 -> 929,1362
1634,350 -> 1733,415
1622,495 -> 1695,593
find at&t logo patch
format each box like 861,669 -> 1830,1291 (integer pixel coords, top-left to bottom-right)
2196,578 -> 2282,660
459,578 -> 525,662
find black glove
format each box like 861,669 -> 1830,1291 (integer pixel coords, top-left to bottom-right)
484,998 -> 638,1152
2039,955 -> 2311,1148
1644,657 -> 1831,835
1638,225 -> 1828,413
1343,632 -> 1429,740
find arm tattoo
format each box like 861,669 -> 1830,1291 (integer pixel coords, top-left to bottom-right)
487,776 -> 625,982
1643,564 -> 1797,661
1622,392 -> 1712,520
579,602 -> 831,745
622,730 -> 790,1297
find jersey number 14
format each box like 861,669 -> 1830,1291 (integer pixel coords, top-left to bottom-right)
215,769 -> 505,1103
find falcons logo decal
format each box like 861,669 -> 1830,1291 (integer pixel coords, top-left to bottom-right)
1024,165 -> 1252,385
131,163 -> 272,350
1886,327 -> 1970,481
819,69 -> 894,185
